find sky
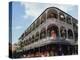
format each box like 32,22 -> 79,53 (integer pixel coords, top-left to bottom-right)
12,2 -> 78,44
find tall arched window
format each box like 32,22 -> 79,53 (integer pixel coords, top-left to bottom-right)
68,29 -> 73,39
40,28 -> 46,39
47,9 -> 58,19
60,26 -> 66,39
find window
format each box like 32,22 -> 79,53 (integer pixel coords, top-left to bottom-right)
59,12 -> 65,22
47,13 -> 58,19
35,32 -> 39,41
68,29 -> 73,39
73,23 -> 78,42
47,30 -> 51,37
25,39 -> 28,45
30,36 -> 32,43
73,23 -> 78,31
60,27 -> 66,39
29,37 -> 31,44
36,19 -> 40,27
41,13 -> 46,24
40,29 -> 46,39
66,16 -> 72,24
27,39 -> 30,45
47,24 -> 59,37
32,35 -> 34,43
74,32 -> 78,42
32,23 -> 35,30
47,9 -> 58,19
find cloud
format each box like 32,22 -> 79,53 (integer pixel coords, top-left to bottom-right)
20,2 -> 77,20
21,2 -> 44,20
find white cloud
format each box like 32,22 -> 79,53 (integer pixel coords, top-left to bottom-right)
21,2 -> 44,20
20,2 -> 77,20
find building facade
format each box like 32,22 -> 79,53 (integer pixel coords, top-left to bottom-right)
17,7 -> 78,58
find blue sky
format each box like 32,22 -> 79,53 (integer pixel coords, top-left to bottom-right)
12,2 -> 78,44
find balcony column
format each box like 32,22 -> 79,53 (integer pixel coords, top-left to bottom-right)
43,11 -> 47,39
57,11 -> 61,38
39,16 -> 41,40
66,28 -> 68,40
72,31 -> 75,43
71,18 -> 75,42
46,11 -> 48,38
58,27 -> 61,39
72,30 -> 75,43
